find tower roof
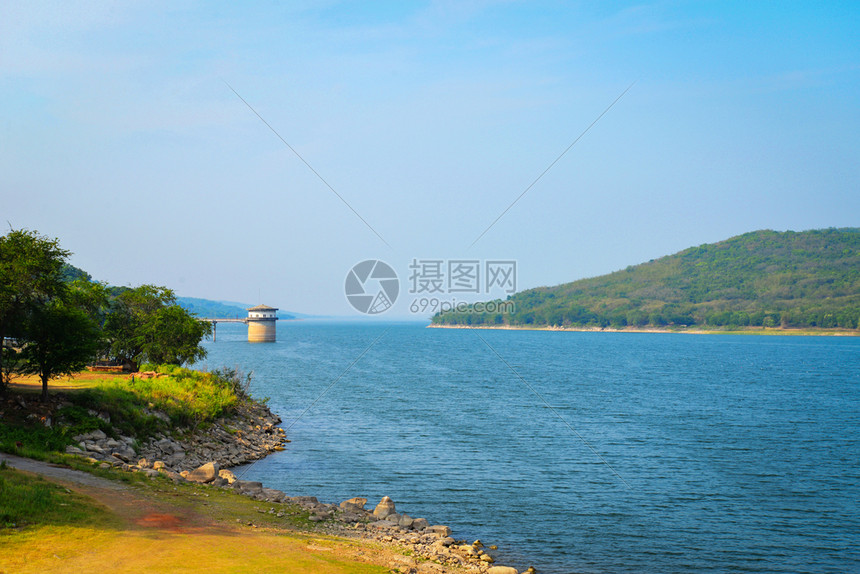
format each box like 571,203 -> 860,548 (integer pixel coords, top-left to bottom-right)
247,304 -> 278,311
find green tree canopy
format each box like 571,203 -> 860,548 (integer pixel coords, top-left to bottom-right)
0,230 -> 71,390
104,284 -> 211,370
433,228 -> 860,330
0,229 -> 104,398
18,299 -> 103,400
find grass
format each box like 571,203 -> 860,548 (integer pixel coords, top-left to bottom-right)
1,366 -> 256,460
0,462 -> 389,574
0,369 -> 393,573
0,464 -> 112,529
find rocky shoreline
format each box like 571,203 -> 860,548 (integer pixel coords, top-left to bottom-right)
62,398 -> 534,574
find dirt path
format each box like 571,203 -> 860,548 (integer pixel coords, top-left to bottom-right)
0,455 -> 391,574
0,454 -> 128,490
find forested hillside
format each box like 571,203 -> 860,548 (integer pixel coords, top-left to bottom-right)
432,228 -> 860,330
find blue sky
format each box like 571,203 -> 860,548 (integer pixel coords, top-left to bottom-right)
1,1 -> 858,316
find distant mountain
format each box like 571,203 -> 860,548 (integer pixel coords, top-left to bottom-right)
432,228 -> 860,330
57,265 -> 303,320
176,297 -> 298,320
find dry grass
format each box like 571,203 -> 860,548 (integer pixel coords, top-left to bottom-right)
0,466 -> 390,574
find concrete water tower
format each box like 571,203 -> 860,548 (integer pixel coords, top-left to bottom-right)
246,304 -> 278,342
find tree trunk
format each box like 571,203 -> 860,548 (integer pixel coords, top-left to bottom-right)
41,371 -> 48,402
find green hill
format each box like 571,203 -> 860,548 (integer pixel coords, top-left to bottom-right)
432,228 -> 860,330
175,297 -> 296,320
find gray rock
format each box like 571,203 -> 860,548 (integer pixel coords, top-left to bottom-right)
338,511 -> 365,523
111,449 -> 136,463
411,517 -> 429,530
233,480 -> 263,495
291,496 -> 319,505
77,429 -> 107,441
339,501 -> 363,514
65,446 -> 85,455
373,496 -> 396,519
218,469 -> 237,484
425,525 -> 452,537
166,451 -> 186,466
340,497 -> 368,510
398,514 -> 414,529
371,519 -> 399,528
262,488 -> 285,502
186,461 -> 219,483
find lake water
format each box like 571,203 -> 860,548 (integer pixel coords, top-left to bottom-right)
197,321 -> 860,574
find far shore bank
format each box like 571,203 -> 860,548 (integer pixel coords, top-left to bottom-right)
427,324 -> 859,336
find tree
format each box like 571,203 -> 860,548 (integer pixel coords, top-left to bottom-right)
138,305 -> 211,365
104,284 -> 211,370
18,299 -> 103,401
0,229 -> 69,391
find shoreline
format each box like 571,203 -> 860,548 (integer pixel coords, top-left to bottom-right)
4,377 -> 527,573
427,324 -> 859,336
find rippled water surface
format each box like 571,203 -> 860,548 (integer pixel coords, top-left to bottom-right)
197,322 -> 860,573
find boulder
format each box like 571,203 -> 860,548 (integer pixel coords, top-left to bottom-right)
218,469 -> 237,483
398,514 -> 414,529
77,429 -> 107,441
370,519 -> 399,529
411,517 -> 429,530
425,525 -> 452,537
112,447 -> 137,462
373,496 -> 396,519
339,501 -> 364,514
486,568 -> 519,574
340,497 -> 368,510
166,451 -> 186,466
233,480 -> 263,495
152,461 -> 167,470
261,488 -> 286,502
186,461 -> 219,483
386,512 -> 402,524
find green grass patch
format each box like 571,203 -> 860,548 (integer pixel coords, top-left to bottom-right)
0,465 -> 111,529
1,366 -> 254,460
